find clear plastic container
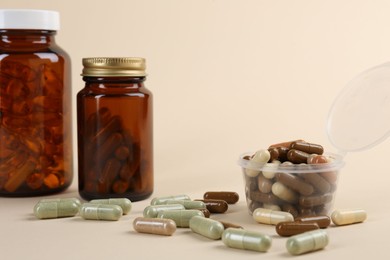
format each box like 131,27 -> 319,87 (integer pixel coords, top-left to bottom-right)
238,61 -> 390,217
238,152 -> 344,217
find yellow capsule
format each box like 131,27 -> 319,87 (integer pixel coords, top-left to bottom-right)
331,209 -> 367,226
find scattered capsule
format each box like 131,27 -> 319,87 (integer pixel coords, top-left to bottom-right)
203,191 -> 239,204
165,199 -> 206,209
133,217 -> 177,236
276,221 -> 320,237
218,220 -> 244,229
222,228 -> 272,252
150,194 -> 191,205
253,208 -> 294,225
286,229 -> 329,255
196,199 -> 228,213
39,197 -> 82,208
197,208 -> 211,218
34,200 -> 80,219
79,203 -> 123,221
143,204 -> 185,218
331,209 -> 367,226
189,216 -> 224,240
295,215 -> 331,228
90,198 -> 132,214
157,209 -> 204,227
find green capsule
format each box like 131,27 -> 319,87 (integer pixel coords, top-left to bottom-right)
157,209 -> 204,227
34,200 -> 79,219
80,203 -> 123,221
151,195 -> 191,205
165,199 -> 206,209
39,197 -> 82,208
143,204 -> 185,218
286,229 -> 329,255
189,215 -> 224,239
90,198 -> 132,214
222,228 -> 272,252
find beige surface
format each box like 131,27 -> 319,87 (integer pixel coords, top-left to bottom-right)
1,0 -> 390,259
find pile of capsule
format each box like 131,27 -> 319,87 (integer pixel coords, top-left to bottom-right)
133,192 -> 367,255
33,192 -> 367,256
243,140 -> 340,217
34,197 -> 132,220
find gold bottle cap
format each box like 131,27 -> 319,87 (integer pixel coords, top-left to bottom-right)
81,57 -> 146,77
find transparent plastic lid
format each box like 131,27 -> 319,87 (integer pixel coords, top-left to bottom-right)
327,62 -> 390,153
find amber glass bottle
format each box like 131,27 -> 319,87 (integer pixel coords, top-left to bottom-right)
78,57 -> 153,201
0,10 -> 73,196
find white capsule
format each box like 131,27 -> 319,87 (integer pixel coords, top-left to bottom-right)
245,149 -> 271,177
262,161 -> 280,179
253,208 -> 294,225
331,209 -> 367,226
272,182 -> 298,203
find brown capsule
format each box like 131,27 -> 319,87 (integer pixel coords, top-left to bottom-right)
276,147 -> 289,162
197,208 -> 211,218
320,171 -> 338,184
295,215 -> 331,228
287,149 -> 310,164
218,220 -> 243,229
276,221 -> 319,237
307,154 -> 328,164
298,207 -> 316,217
282,204 -> 299,219
115,146 -> 130,161
301,172 -> 331,194
290,141 -> 324,155
268,147 -> 279,162
196,199 -> 228,213
98,133 -> 124,163
249,191 -> 283,205
299,193 -> 333,208
269,139 -> 305,149
112,179 -> 129,194
203,191 -> 239,204
98,158 -> 122,193
245,176 -> 258,191
275,172 -> 314,196
4,160 -> 36,192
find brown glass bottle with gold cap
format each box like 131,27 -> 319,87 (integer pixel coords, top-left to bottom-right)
77,57 -> 153,201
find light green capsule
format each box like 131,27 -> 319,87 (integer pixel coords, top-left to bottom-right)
34,200 -> 80,219
151,195 -> 191,205
80,203 -> 123,221
90,198 -> 132,214
165,199 -> 206,209
143,204 -> 185,218
222,228 -> 272,252
286,229 -> 329,255
39,198 -> 82,208
157,209 -> 204,227
189,215 -> 224,239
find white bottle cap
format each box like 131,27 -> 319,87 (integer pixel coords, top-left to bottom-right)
0,9 -> 60,30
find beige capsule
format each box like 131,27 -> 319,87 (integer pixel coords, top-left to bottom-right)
133,217 -> 176,236
253,208 -> 294,225
331,209 -> 367,226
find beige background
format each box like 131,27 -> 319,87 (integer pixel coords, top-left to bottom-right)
1,0 -> 390,259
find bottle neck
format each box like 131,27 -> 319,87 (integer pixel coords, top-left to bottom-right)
83,76 -> 146,90
0,29 -> 56,51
